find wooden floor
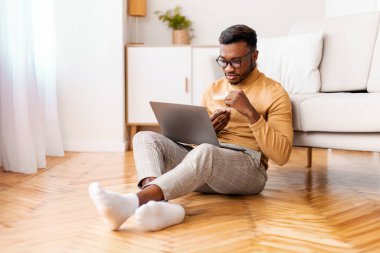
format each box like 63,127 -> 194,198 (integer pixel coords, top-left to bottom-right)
0,147 -> 379,253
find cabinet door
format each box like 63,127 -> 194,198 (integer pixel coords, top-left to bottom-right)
192,47 -> 223,105
128,47 -> 192,124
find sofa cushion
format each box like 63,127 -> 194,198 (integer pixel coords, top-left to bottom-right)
290,93 -> 324,131
290,12 -> 380,92
257,31 -> 323,94
368,18 -> 380,93
299,93 -> 380,132
293,132 -> 380,152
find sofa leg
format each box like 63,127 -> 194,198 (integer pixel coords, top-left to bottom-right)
307,147 -> 312,168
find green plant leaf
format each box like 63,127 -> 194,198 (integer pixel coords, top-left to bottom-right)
154,5 -> 193,30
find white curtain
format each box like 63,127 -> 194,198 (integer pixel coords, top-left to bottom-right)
0,0 -> 64,173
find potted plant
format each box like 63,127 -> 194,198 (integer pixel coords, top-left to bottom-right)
154,6 -> 193,45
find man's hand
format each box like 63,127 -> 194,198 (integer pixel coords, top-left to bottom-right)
210,109 -> 231,134
224,90 -> 260,124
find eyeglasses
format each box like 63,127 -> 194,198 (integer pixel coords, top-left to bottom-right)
216,51 -> 253,68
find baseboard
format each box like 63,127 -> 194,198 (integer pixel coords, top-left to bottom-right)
63,140 -> 128,152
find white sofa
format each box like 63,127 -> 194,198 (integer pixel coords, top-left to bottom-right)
288,12 -> 380,165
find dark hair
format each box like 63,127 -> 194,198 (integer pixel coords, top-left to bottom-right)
219,24 -> 257,50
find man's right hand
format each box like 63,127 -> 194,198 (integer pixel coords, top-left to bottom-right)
210,109 -> 231,134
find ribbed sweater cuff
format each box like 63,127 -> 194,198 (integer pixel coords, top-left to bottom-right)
249,116 -> 266,131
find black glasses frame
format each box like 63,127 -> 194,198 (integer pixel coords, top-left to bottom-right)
216,51 -> 253,68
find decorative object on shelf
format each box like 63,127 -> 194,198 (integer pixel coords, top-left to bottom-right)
154,6 -> 194,45
127,0 -> 147,44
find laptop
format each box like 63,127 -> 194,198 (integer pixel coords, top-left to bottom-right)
149,101 -> 245,151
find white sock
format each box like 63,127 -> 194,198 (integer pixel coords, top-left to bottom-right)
88,182 -> 139,231
135,201 -> 185,231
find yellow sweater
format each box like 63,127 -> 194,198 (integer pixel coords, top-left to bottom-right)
201,68 -> 293,169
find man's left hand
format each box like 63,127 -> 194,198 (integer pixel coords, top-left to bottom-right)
224,90 -> 260,124
210,109 -> 231,134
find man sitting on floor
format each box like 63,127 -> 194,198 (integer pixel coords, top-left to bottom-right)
89,24 -> 293,231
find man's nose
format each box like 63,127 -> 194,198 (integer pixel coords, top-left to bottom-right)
224,63 -> 234,72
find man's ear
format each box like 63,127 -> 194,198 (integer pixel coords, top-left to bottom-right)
253,50 -> 259,61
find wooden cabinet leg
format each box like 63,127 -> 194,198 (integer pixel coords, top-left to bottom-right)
128,125 -> 138,151
307,147 -> 312,168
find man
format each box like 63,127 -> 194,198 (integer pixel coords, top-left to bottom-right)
89,25 -> 293,232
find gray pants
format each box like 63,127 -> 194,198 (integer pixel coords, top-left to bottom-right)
132,131 -> 267,200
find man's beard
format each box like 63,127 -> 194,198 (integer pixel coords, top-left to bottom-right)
228,61 -> 256,85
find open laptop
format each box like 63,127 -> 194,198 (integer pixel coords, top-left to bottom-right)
150,101 -> 245,151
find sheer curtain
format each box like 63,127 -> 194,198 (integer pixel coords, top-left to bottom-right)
0,0 -> 64,173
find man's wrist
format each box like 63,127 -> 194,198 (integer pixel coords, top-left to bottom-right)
247,109 -> 260,124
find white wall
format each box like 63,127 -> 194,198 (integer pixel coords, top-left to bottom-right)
326,0 -> 379,17
55,0 -> 127,152
131,0 -> 325,45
